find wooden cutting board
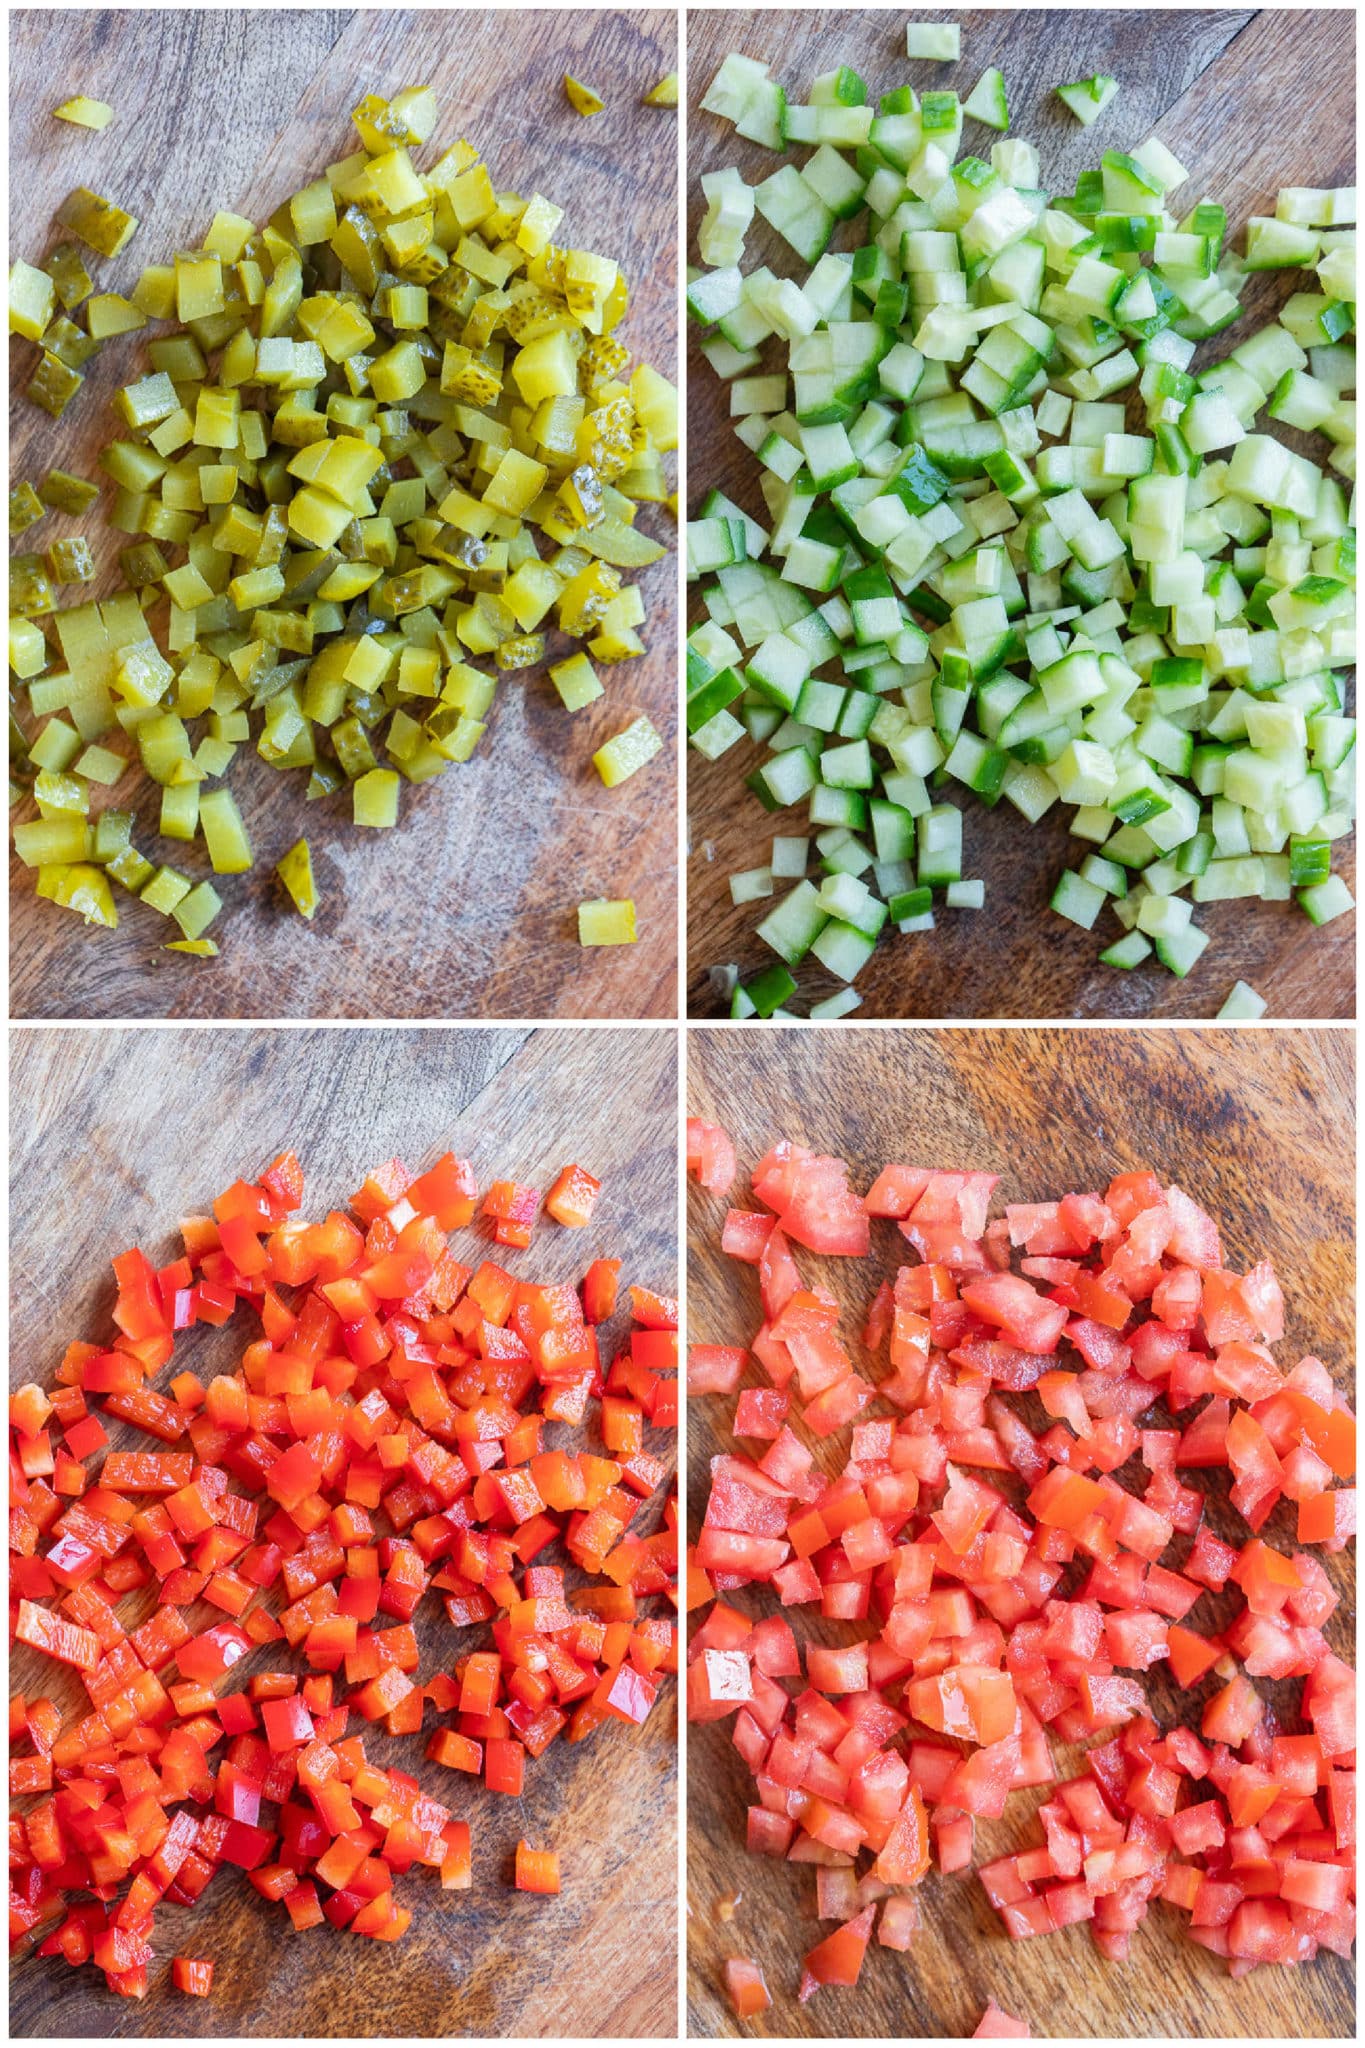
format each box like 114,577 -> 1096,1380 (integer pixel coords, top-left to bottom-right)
686,1025 -> 1355,2037
10,6 -> 679,1022
685,8 -> 1356,1020
9,1023 -> 678,2037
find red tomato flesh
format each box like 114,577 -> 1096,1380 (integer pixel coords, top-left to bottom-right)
688,1135 -> 1355,2018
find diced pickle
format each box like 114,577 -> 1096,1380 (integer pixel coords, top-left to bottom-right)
52,97 -> 115,129
10,259 -> 56,340
41,314 -> 100,369
495,633 -> 545,671
10,619 -> 50,680
47,538 -> 97,585
352,766 -> 399,826
106,843 -> 156,892
86,292 -> 146,340
26,351 -> 83,418
172,880 -> 222,938
549,651 -> 604,712
51,864 -> 118,928
563,74 -> 605,117
39,469 -> 100,516
55,185 -> 139,258
12,555 -> 56,616
119,541 -> 169,587
42,243 -> 92,312
592,715 -> 664,788
11,77 -> 673,956
140,865 -> 192,915
198,787 -> 253,872
578,897 -> 637,944
10,482 -> 46,536
276,836 -> 317,917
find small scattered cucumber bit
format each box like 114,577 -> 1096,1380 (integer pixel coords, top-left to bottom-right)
1055,74 -> 1119,126
809,986 -> 863,1018
963,67 -> 1009,133
1217,979 -> 1267,1019
907,23 -> 960,61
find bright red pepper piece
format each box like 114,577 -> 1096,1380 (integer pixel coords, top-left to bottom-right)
10,1145 -> 676,2002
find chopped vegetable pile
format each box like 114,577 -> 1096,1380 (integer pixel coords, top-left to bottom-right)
9,1146 -> 677,1998
9,80 -> 675,957
686,28 -> 1355,1018
686,1120 -> 1355,2018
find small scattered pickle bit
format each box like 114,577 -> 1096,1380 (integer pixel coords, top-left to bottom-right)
54,185 -> 139,258
563,74 -> 605,117
52,97 -> 114,130
39,469 -> 100,516
276,836 -> 317,919
593,715 -> 663,788
643,73 -> 678,107
578,897 -> 637,946
164,939 -> 219,957
549,652 -> 604,713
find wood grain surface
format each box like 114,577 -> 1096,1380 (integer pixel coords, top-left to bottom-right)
685,1024 -> 1355,2037
9,1023 -> 678,2037
685,8 -> 1356,1020
9,6 -> 679,1022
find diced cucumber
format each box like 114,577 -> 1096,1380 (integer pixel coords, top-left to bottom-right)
810,917 -> 880,981
916,803 -> 962,886
690,44 -> 1357,1013
1298,874 -> 1355,926
1217,979 -> 1267,1020
1099,930 -> 1153,968
755,879 -> 828,963
1051,870 -> 1107,930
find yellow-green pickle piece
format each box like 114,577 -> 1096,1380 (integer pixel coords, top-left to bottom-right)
9,79 -> 674,957
52,97 -> 115,130
276,836 -> 318,918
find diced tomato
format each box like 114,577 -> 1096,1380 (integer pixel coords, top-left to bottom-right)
687,1118 -> 737,1198
799,1903 -> 875,2000
974,2000 -> 1030,2037
724,1956 -> 771,2018
686,1127 -> 1353,2023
